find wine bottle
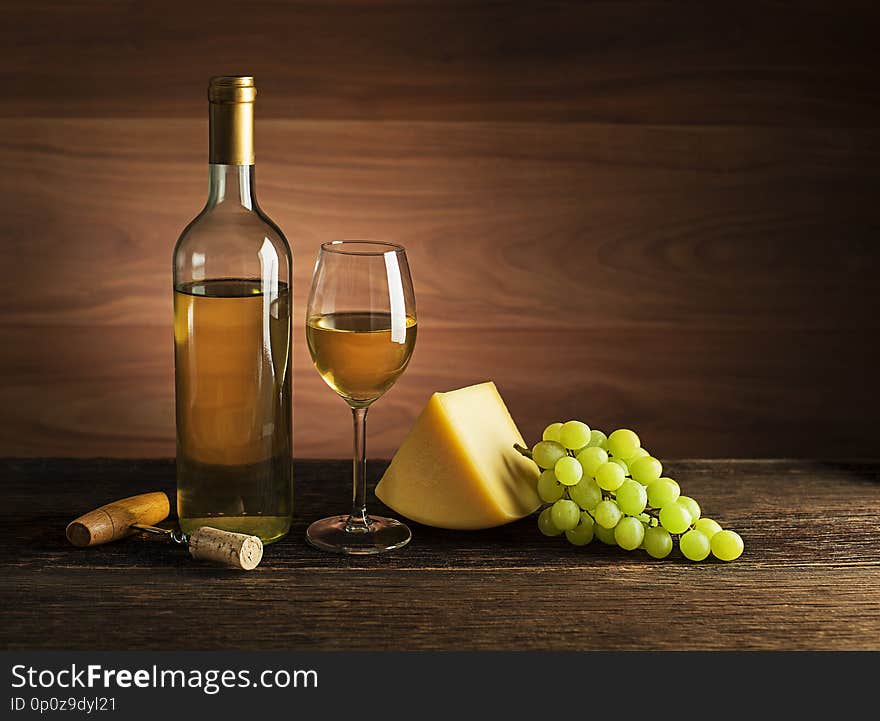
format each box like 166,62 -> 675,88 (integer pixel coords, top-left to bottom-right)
172,76 -> 293,544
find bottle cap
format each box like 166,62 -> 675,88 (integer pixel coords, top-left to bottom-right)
209,75 -> 257,104
208,76 -> 256,164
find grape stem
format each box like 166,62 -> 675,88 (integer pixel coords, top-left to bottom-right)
514,443 -> 533,459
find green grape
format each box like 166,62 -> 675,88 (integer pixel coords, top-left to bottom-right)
610,457 -> 630,476
680,529 -> 711,561
565,513 -> 594,546
643,527 -> 673,559
678,496 -> 701,523
537,469 -> 565,503
576,446 -> 608,478
711,530 -> 744,561
594,500 -> 622,529
614,516 -> 645,551
554,456 -> 583,486
532,441 -> 567,470
569,477 -> 602,510
630,456 -> 663,485
625,447 -> 650,465
659,502 -> 692,534
694,517 -> 722,540
595,462 -> 626,491
550,499 -> 581,531
538,507 -> 562,536
565,525 -> 593,546
659,477 -> 680,491
559,420 -> 591,450
542,422 -> 563,443
608,429 -> 640,459
587,429 -> 608,449
647,478 -> 680,508
615,479 -> 648,516
594,523 -> 617,545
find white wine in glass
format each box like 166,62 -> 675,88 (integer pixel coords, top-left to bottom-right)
305,241 -> 418,554
307,312 -> 417,405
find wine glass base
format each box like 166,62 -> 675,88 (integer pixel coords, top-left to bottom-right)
306,515 -> 412,555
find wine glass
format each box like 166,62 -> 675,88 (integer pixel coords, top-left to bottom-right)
305,240 -> 417,554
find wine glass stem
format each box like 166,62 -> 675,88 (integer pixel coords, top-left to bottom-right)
347,406 -> 370,532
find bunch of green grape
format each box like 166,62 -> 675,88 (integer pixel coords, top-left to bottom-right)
519,422 -> 744,562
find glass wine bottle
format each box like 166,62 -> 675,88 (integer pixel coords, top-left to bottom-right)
172,76 -> 293,544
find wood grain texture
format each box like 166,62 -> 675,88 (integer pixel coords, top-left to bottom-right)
1,1 -> 879,458
2,324 -> 879,459
1,1 -> 878,125
4,119 -> 879,332
0,119 -> 877,457
2,458 -> 878,650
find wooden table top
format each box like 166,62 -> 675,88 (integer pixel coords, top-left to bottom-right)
3,458 -> 879,651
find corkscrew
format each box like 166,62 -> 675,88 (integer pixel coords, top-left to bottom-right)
66,492 -> 263,570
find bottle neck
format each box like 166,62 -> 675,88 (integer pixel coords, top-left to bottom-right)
206,164 -> 257,211
207,90 -> 256,209
209,99 -> 254,165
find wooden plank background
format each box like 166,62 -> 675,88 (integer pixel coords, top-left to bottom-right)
0,1 -> 878,459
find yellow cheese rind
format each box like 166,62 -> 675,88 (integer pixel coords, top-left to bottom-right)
375,382 -> 540,530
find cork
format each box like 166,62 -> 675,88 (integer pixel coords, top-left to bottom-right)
66,492 -> 170,547
188,526 -> 263,570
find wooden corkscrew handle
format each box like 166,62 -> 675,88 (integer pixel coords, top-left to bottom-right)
66,492 -> 171,547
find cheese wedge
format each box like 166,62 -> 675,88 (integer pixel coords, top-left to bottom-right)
375,382 -> 540,529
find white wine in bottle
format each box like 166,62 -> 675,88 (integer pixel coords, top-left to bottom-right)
172,76 -> 293,544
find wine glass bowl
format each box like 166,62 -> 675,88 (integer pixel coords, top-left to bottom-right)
306,311 -> 417,407
305,241 -> 417,554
